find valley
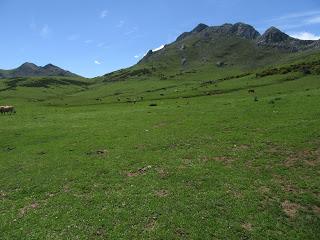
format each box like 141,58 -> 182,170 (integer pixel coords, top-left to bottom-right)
0,22 -> 319,239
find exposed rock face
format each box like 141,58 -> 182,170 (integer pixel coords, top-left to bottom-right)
181,58 -> 187,66
257,27 -> 318,51
258,27 -> 290,44
0,62 -> 80,78
191,23 -> 209,33
230,22 -> 261,40
311,40 -> 320,48
176,22 -> 260,42
176,23 -> 208,41
179,44 -> 186,50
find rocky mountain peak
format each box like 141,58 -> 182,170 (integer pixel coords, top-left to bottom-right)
43,63 -> 56,68
191,23 -> 209,33
18,62 -> 39,70
140,22 -> 320,65
259,27 -> 290,44
43,64 -> 62,71
231,22 -> 261,40
176,22 -> 260,42
176,23 -> 208,41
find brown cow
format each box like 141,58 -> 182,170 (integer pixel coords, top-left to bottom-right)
0,106 -> 16,115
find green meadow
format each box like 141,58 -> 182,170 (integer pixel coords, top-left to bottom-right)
0,53 -> 320,239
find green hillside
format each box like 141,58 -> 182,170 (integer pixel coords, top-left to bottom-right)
0,23 -> 320,239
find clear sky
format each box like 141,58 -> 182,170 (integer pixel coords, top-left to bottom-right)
1,0 -> 320,77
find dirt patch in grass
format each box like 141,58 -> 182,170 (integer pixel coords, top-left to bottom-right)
45,192 -> 56,199
272,174 -> 304,195
127,165 -> 152,177
225,184 -> 243,199
155,189 -> 169,197
153,121 -> 169,129
265,142 -> 320,167
87,149 -> 109,158
233,144 -> 251,151
145,216 -> 158,231
94,228 -> 107,237
312,205 -> 320,215
284,147 -> 320,167
264,142 -> 288,155
63,185 -> 71,193
282,184 -> 302,194
282,200 -> 301,218
0,191 -> 7,199
175,228 -> 189,238
241,223 -> 253,231
19,202 -> 39,217
182,158 -> 193,165
134,144 -> 149,150
201,155 -> 235,165
258,186 -> 271,194
156,167 -> 169,179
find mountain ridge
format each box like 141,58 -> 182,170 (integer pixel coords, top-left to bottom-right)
0,62 -> 81,79
138,22 -> 320,69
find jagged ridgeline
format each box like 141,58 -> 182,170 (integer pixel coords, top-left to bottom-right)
137,22 -> 320,71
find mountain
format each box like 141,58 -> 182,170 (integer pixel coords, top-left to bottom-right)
257,27 -> 317,51
137,23 -> 320,71
0,63 -> 81,78
176,23 -> 261,42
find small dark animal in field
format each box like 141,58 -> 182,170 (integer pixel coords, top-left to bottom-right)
0,106 -> 16,115
248,89 -> 255,94
149,103 -> 157,107
6,146 -> 15,151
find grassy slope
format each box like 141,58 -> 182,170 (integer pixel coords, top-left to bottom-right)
0,52 -> 319,239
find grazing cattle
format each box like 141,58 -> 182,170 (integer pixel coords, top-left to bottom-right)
0,106 -> 16,115
248,89 -> 255,94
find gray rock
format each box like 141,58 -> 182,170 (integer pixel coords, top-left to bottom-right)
180,44 -> 186,50
216,61 -> 225,67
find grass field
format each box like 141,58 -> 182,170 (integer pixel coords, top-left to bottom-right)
0,54 -> 320,239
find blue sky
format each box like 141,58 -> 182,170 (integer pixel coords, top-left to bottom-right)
1,0 -> 320,77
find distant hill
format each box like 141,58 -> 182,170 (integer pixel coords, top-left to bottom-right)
137,22 -> 320,70
0,63 -> 81,79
